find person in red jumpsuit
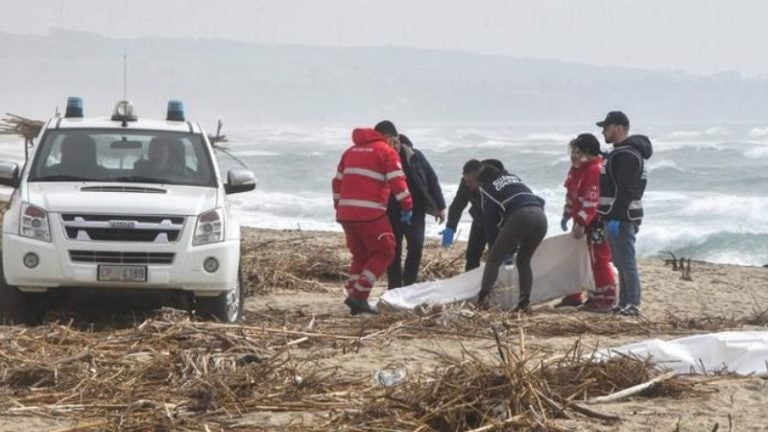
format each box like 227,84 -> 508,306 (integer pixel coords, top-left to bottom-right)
332,126 -> 413,315
557,133 -> 617,313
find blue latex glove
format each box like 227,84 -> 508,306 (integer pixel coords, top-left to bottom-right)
440,227 -> 455,247
400,210 -> 413,225
606,220 -> 620,239
560,215 -> 570,232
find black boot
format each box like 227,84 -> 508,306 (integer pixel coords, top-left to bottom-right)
344,297 -> 379,315
512,298 -> 531,314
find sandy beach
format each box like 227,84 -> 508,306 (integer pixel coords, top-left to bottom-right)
0,226 -> 767,431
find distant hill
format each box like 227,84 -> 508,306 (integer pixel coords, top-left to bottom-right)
1,29 -> 766,126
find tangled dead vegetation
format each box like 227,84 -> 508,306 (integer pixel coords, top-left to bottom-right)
0,311 -> 365,431
0,309 -> 697,432
240,231 -> 464,295
0,113 -> 44,141
332,333 -> 694,431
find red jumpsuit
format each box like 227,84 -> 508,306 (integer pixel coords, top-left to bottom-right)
332,128 -> 413,300
563,157 -> 617,308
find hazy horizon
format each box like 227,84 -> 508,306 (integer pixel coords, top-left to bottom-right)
2,1 -> 768,77
2,29 -> 768,127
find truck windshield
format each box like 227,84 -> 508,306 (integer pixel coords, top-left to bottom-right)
28,129 -> 217,187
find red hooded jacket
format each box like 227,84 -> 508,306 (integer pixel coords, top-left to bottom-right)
333,128 -> 413,222
563,156 -> 602,227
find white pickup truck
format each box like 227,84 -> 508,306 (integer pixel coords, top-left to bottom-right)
0,99 -> 256,324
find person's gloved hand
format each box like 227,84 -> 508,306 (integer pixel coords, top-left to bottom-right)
560,215 -> 570,232
439,227 -> 455,247
606,220 -> 621,239
400,210 -> 413,225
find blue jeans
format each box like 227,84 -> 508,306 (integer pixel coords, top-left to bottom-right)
609,221 -> 641,307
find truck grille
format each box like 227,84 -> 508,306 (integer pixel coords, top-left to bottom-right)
69,250 -> 175,265
80,186 -> 167,194
61,214 -> 185,243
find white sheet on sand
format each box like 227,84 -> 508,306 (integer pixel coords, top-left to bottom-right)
601,331 -> 768,376
376,234 -> 593,311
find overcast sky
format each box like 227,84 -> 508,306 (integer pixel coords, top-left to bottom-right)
1,0 -> 767,76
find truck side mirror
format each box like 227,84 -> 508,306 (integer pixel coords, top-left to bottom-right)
0,161 -> 20,188
225,169 -> 256,194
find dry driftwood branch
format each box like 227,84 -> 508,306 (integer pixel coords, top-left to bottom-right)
681,258 -> 693,281
0,113 -> 44,141
662,250 -> 679,270
586,371 -> 678,404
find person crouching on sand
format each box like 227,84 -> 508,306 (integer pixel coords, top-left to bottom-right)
467,163 -> 547,312
556,134 -> 618,313
332,127 -> 413,315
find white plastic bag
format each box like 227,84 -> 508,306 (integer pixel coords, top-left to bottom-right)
377,234 -> 593,311
599,331 -> 768,376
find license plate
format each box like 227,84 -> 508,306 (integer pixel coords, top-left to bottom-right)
98,265 -> 147,282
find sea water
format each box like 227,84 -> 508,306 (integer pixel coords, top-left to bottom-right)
1,122 -> 766,266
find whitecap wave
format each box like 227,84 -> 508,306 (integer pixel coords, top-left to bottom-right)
704,127 -> 731,136
522,132 -> 573,142
647,160 -> 685,173
748,126 -> 768,138
638,224 -> 768,266
231,150 -> 281,157
652,140 -> 724,152
744,146 -> 768,158
668,130 -> 701,139
676,195 -> 768,230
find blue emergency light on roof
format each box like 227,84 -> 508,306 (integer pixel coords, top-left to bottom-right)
166,100 -> 185,121
64,97 -> 84,118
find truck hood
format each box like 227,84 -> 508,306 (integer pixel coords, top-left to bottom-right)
26,182 -> 219,216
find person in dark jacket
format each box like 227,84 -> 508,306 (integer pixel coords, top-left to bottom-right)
469,163 -> 547,312
376,121 -> 447,289
442,158 -> 506,271
596,111 -> 653,317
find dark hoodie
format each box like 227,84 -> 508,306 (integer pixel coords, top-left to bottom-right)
597,135 -> 653,222
386,135 -> 446,217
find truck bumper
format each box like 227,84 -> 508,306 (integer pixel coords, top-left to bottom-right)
2,234 -> 239,296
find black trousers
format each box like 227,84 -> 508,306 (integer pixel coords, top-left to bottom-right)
387,209 -> 426,289
479,206 -> 548,307
465,220 -> 487,271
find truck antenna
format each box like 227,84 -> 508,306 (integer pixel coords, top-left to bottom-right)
123,54 -> 128,101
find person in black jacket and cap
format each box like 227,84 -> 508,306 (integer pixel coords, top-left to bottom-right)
442,158 -> 506,271
596,111 -> 653,317
376,120 -> 447,289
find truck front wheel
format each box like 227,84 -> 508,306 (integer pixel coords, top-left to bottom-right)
195,269 -> 244,323
0,252 -> 43,325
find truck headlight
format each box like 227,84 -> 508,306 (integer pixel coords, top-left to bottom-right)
193,208 -> 224,246
20,203 -> 51,242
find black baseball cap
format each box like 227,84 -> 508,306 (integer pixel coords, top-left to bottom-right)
596,111 -> 630,128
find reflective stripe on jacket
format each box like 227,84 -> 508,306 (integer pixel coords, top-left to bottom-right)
597,135 -> 652,222
332,128 -> 413,222
564,157 -> 602,227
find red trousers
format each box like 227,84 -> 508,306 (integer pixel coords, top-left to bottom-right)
566,225 -> 617,305
341,217 -> 396,300
587,226 -> 617,304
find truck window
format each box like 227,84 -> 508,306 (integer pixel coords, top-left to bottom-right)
29,129 -> 217,187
